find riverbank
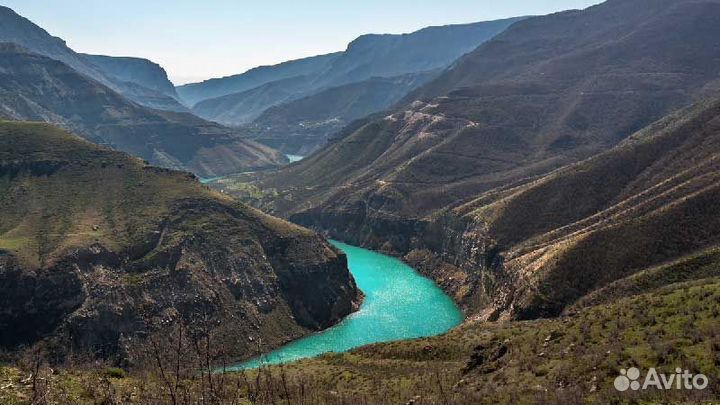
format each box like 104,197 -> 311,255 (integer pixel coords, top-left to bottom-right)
232,240 -> 463,369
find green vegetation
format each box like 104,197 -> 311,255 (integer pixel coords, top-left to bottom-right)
103,367 -> 127,379
0,121 -> 218,268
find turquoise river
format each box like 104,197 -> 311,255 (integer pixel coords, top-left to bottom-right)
231,240 -> 463,370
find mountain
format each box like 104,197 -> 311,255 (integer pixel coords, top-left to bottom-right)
81,54 -> 178,97
254,0 -> 720,318
184,17 -> 525,152
81,53 -> 185,111
192,75 -> 314,126
0,121 -> 360,361
0,43 -> 287,177
314,18 -> 525,89
176,53 -> 341,107
446,95 -> 720,319
249,71 -> 438,154
0,6 -> 185,112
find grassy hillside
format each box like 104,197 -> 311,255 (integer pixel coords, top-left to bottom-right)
0,121 -> 359,362
2,276 -> 718,404
438,96 -> 720,319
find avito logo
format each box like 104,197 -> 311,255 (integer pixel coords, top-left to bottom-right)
614,367 -> 708,392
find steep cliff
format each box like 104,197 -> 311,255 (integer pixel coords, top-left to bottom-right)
0,121 -> 360,362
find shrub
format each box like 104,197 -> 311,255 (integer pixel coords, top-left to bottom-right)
103,367 -> 127,379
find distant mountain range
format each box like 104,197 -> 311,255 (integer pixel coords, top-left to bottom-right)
0,6 -> 185,112
180,17 -> 526,153
0,43 -> 286,177
257,0 -> 720,318
80,53 -> 182,110
0,7 -> 291,177
177,53 -> 341,107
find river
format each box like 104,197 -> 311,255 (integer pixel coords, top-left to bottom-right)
200,154 -> 304,184
230,240 -> 463,370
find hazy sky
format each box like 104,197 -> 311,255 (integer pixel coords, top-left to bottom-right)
3,1 -> 602,85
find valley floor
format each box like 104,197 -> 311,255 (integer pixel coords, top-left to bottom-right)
2,276 -> 719,404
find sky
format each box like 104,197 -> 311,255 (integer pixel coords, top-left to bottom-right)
2,1 -> 602,85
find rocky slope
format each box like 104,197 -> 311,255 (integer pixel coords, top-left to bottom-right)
247,71 -> 438,154
255,0 -> 720,318
0,5 -> 185,112
0,121 -> 360,363
0,43 -> 287,177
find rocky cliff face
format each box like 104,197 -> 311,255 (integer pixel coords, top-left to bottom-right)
82,54 -> 186,112
0,122 -> 359,363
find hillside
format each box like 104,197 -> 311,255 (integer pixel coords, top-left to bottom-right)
245,277 -> 720,405
0,6 -> 184,112
282,92 -> 720,321
265,0 -> 720,216
248,72 -> 438,154
3,276 -> 718,404
225,92 -> 720,323
0,121 -> 360,363
0,44 -> 286,177
446,96 -> 720,319
252,0 -> 720,319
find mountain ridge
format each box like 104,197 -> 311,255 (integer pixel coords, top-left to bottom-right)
0,5 -> 185,112
0,43 -> 287,177
186,16 -> 526,153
